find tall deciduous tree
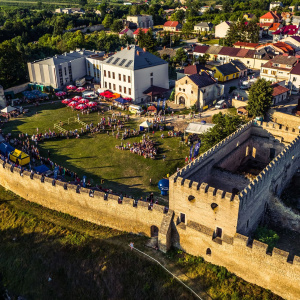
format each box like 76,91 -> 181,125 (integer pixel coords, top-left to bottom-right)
247,79 -> 274,117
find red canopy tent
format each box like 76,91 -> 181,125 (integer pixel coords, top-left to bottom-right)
100,90 -> 113,98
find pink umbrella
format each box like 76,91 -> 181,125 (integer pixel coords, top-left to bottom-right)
72,96 -> 82,101
61,98 -> 71,104
55,91 -> 66,97
67,85 -> 76,90
68,101 -> 78,107
76,104 -> 87,110
78,99 -> 89,104
76,87 -> 85,92
87,101 -> 97,107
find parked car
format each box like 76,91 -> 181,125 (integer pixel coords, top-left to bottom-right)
215,100 -> 227,109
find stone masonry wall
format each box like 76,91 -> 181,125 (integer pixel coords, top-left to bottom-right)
0,160 -> 173,252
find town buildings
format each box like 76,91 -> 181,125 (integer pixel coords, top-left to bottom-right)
260,55 -> 298,84
260,11 -> 281,24
27,49 -> 104,89
175,71 -> 223,109
126,15 -> 153,29
194,22 -> 213,32
119,28 -> 134,39
289,62 -> 300,92
272,25 -> 299,41
100,45 -> 169,103
163,21 -> 182,31
271,82 -> 290,104
211,62 -> 241,82
269,1 -> 283,10
55,8 -> 85,15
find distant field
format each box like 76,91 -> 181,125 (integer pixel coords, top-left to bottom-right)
0,0 -> 80,6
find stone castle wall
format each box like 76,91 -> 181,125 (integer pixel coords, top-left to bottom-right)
0,159 -> 173,251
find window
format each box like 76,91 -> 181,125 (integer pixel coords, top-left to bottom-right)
108,71 -> 111,78
128,76 -> 131,83
113,84 -> 116,90
179,88 -> 181,91
191,91 -> 193,94
104,70 -> 107,77
226,76 -> 228,80
183,89 -> 185,92
247,61 -> 250,64
112,72 -> 115,79
109,83 -> 111,89
64,67 -> 67,75
105,82 -> 107,88
233,74 -> 236,78
180,213 -> 186,224
263,69 -> 268,74
150,72 -> 153,76
271,71 -> 276,75
124,87 -> 126,93
206,248 -> 211,256
128,88 -> 131,95
216,227 -> 222,238
123,75 -> 126,82
246,220 -> 249,228
119,85 -> 122,92
119,74 -> 121,80
293,77 -> 297,82
151,78 -> 153,86
185,80 -> 188,84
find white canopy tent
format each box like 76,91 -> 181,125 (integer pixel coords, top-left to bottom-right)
185,122 -> 215,135
139,120 -> 153,128
1,106 -> 16,114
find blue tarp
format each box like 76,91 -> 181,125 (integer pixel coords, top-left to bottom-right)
114,97 -> 128,104
0,142 -> 15,156
34,164 -> 50,174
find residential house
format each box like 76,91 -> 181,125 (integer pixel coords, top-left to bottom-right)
194,22 -> 213,32
243,13 -> 256,21
215,21 -> 231,38
256,42 -> 295,55
281,12 -> 294,24
163,21 -> 182,31
260,11 -> 281,24
199,6 -> 212,14
206,45 -> 223,62
233,42 -> 259,50
157,47 -> 177,59
126,15 -> 153,28
27,49 -> 104,89
281,36 -> 300,50
265,22 -> 282,37
175,71 -> 223,108
292,15 -> 300,25
272,25 -> 299,41
193,45 -> 209,58
289,62 -> 300,92
55,8 -> 85,15
269,2 -> 283,10
211,63 -> 240,82
260,55 -> 298,84
271,82 -> 290,104
217,47 -> 240,64
133,28 -> 150,38
289,5 -> 299,12
215,5 -> 223,11
231,60 -> 248,77
176,63 -> 210,80
100,45 -> 169,103
119,28 -> 134,39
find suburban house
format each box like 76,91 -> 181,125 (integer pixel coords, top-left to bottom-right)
126,15 -> 153,28
215,21 -> 231,38
215,5 -> 223,11
27,49 -> 104,89
175,71 -> 223,109
256,42 -> 295,55
133,28 -> 150,38
194,22 -> 213,32
176,63 -> 210,80
211,63 -> 240,82
260,11 -> 281,24
206,45 -> 223,62
163,21 -> 182,31
271,82 -> 290,104
119,28 -> 134,38
282,35 -> 300,50
233,42 -> 259,50
289,62 -> 300,93
199,6 -> 212,14
260,55 -> 298,84
266,22 -> 282,36
272,25 -> 299,41
243,13 -> 256,21
217,47 -> 240,64
269,1 -> 283,10
231,60 -> 248,77
193,45 -> 209,58
100,45 -> 169,103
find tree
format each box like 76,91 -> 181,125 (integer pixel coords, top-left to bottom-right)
198,53 -> 209,65
170,10 -> 185,23
110,20 -> 123,33
182,22 -> 194,38
102,15 -> 113,29
174,48 -> 188,66
254,226 -> 279,252
79,0 -> 87,6
247,79 -> 273,117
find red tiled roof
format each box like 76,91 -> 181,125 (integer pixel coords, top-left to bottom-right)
272,83 -> 290,96
133,28 -> 150,34
120,28 -> 131,34
235,49 -> 249,57
244,50 -> 256,58
260,23 -> 275,28
164,21 -> 179,27
269,23 -> 281,31
290,62 -> 300,75
193,45 -> 209,54
183,64 -> 209,75
260,11 -> 280,20
273,41 -> 294,52
273,25 -> 298,35
233,41 -> 259,48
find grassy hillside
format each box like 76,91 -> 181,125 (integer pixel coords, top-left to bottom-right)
0,186 -> 283,300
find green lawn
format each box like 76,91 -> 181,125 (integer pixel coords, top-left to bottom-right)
205,39 -> 220,45
3,103 -> 189,198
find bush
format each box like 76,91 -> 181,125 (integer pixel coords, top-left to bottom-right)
253,226 -> 279,252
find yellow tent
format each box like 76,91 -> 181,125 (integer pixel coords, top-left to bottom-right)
10,149 -> 30,166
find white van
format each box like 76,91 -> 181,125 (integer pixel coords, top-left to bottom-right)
215,100 -> 226,109
129,104 -> 144,114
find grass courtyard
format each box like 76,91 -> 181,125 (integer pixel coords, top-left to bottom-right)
3,103 -> 189,198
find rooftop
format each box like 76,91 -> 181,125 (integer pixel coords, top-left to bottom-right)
233,41 -> 259,48
272,83 -> 290,96
102,45 -> 167,70
188,71 -> 216,88
164,21 -> 179,27
214,63 -> 239,76
260,11 -> 281,20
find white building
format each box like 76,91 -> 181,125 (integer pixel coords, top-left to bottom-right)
126,15 -> 153,28
269,1 -> 283,10
215,21 -> 231,38
194,22 -> 213,32
27,49 -> 104,89
100,45 -> 169,103
289,63 -> 300,93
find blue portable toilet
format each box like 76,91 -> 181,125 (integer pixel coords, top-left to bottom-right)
158,178 -> 169,196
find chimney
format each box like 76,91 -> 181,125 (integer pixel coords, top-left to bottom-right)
137,50 -> 140,56
143,47 -> 146,52
121,46 -> 124,51
127,45 -> 130,50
